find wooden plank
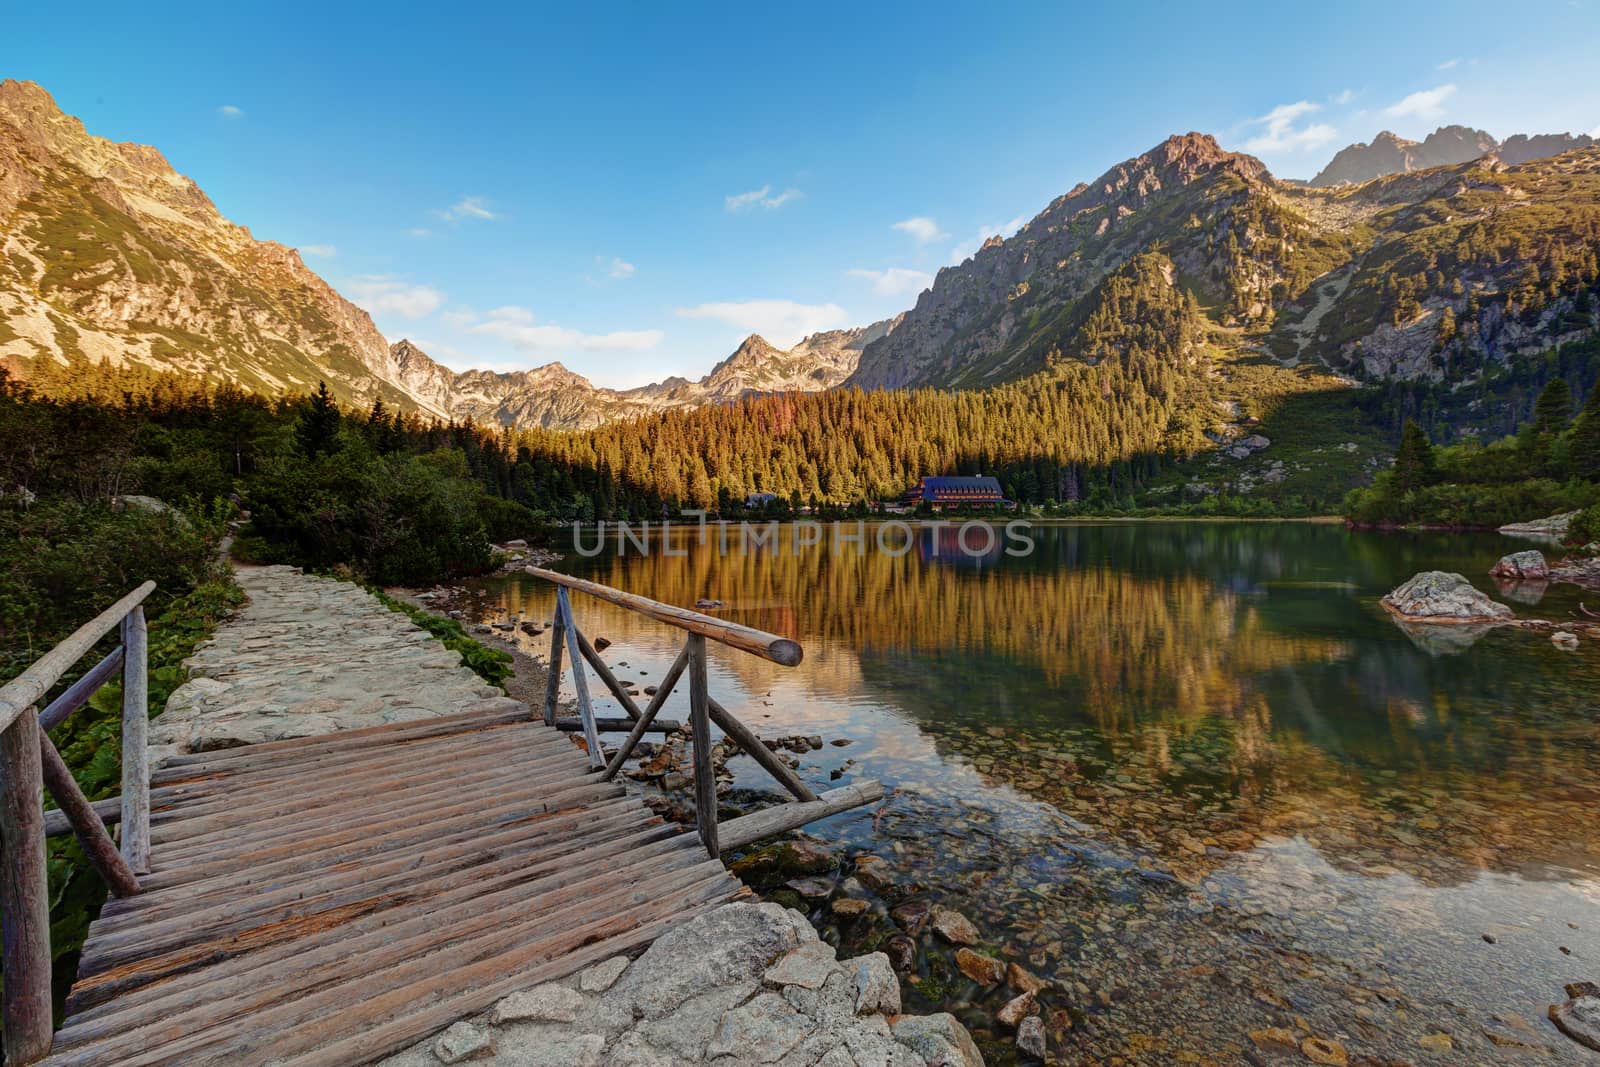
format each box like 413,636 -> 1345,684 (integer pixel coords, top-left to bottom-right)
150,721 -> 569,802
603,643 -> 692,780
74,804 -> 663,976
90,793 -> 649,941
687,633 -> 718,859
526,566 -> 803,666
557,589 -> 604,770
151,753 -> 602,863
718,780 -> 886,851
152,702 -> 533,777
707,696 -> 818,803
38,646 -> 123,733
0,710 -> 53,1065
553,716 -> 681,734
45,796 -> 120,838
69,822 -> 700,1015
0,580 -> 154,735
61,855 -> 734,1064
119,605 -> 150,874
38,731 -> 140,897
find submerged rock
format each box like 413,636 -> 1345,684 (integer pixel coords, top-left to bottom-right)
954,948 -> 1005,985
1016,1014 -> 1047,1059
1491,549 -> 1549,580
1382,571 -> 1512,623
929,905 -> 980,945
1550,981 -> 1600,1052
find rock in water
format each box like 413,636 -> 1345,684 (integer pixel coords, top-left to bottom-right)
1550,982 -> 1600,1052
929,905 -> 980,945
1382,571 -> 1512,623
1553,631 -> 1581,650
1016,1014 -> 1048,1058
954,947 -> 1006,984
1490,550 -> 1549,580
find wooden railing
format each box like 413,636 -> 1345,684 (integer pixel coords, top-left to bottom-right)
528,568 -> 882,860
0,582 -> 154,1064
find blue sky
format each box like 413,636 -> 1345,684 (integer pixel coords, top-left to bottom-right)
8,1 -> 1600,387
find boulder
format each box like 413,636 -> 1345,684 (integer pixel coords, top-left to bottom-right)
1016,1014 -> 1048,1058
996,990 -> 1038,1027
890,1013 -> 985,1067
851,952 -> 901,1015
1499,510 -> 1579,544
1490,550 -> 1549,580
1381,571 -> 1512,623
1553,631 -> 1581,650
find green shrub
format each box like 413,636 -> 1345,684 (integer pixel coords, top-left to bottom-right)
367,586 -> 512,689
1570,503 -> 1600,547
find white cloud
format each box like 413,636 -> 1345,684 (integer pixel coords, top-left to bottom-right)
346,275 -> 444,320
725,184 -> 802,211
846,267 -> 934,297
602,256 -> 635,280
300,244 -> 336,258
407,227 -> 432,238
1437,58 -> 1459,70
949,216 -> 1028,265
435,196 -> 497,222
1591,122 -> 1600,139
469,305 -> 663,357
1241,100 -> 1339,154
1384,84 -> 1456,120
1331,88 -> 1356,106
217,104 -> 244,119
675,299 -> 849,348
892,216 -> 948,244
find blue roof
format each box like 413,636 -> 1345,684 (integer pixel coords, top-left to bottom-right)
919,476 -> 1002,491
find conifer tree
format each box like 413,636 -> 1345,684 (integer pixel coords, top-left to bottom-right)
1571,385 -> 1600,482
1392,420 -> 1435,496
295,381 -> 341,458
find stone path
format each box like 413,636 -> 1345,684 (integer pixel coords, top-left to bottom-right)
151,565 -> 520,764
378,902 -> 984,1067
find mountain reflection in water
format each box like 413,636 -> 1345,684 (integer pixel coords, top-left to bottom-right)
467,522 -> 1600,1064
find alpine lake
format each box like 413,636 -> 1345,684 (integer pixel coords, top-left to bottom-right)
457,520 -> 1600,1065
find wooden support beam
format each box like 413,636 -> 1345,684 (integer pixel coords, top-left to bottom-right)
44,796 -> 121,838
602,644 -> 691,781
574,628 -> 643,721
38,645 -> 124,733
120,605 -> 151,874
540,606 -> 565,727
687,633 -> 718,859
553,717 -> 682,734
526,566 -> 802,666
556,589 -> 604,770
706,697 -> 818,803
0,710 -> 53,1065
0,580 -> 154,735
718,780 -> 886,852
38,732 -> 140,897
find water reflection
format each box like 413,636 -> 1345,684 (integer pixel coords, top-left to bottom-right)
470,522 -> 1600,1063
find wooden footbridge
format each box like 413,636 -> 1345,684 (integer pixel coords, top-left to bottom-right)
0,570 -> 881,1065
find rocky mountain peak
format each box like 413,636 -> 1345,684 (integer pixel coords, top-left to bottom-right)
1309,124 -> 1584,186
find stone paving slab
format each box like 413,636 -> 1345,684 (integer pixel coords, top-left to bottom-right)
151,565 -> 520,764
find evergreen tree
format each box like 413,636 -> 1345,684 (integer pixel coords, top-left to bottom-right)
295,381 -> 342,458
1571,386 -> 1600,482
1392,420 -> 1435,496
1532,377 -> 1574,436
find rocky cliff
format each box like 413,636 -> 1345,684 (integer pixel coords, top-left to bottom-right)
1310,125 -> 1593,186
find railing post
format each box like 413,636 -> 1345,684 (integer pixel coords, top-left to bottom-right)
686,633 -> 718,859
540,599 -> 566,727
120,605 -> 150,874
0,713 -> 53,1064
556,590 -> 604,770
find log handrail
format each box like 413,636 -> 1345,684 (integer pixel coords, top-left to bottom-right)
528,567 -> 830,860
0,581 -> 154,734
1,582 -> 153,1064
525,567 -> 802,666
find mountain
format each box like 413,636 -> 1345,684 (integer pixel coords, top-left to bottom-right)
0,80 -> 888,429
0,79 -> 437,415
850,132 -> 1600,392
388,319 -> 897,430
1310,125 -> 1593,185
